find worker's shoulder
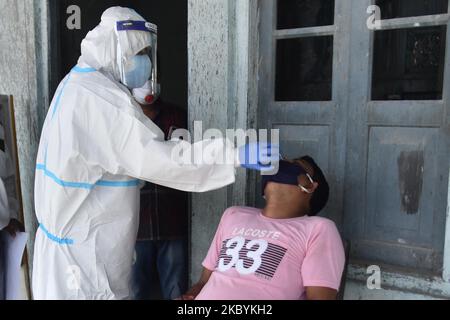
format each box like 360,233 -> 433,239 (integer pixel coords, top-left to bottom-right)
69,71 -> 140,115
222,206 -> 260,220
70,70 -> 126,96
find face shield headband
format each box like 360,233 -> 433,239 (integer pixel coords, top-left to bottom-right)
115,20 -> 158,94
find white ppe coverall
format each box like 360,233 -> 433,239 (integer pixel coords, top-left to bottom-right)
32,7 -> 236,300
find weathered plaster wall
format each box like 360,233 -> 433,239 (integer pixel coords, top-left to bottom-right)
187,0 -> 258,282
0,0 -> 49,281
188,0 -> 232,283
188,0 -> 228,281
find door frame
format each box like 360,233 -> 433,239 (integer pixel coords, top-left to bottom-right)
254,0 -> 450,296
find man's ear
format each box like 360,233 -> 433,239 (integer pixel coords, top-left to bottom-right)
301,181 -> 318,194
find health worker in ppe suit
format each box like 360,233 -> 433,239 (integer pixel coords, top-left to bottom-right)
32,7 -> 278,300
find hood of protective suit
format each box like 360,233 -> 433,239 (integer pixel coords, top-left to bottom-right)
78,7 -> 153,82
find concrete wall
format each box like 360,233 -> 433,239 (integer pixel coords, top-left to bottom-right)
187,0 -> 258,282
0,0 -> 50,280
188,0 -> 232,283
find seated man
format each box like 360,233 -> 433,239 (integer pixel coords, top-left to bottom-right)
182,156 -> 345,300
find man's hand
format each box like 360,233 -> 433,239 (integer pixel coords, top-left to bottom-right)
176,267 -> 213,300
3,219 -> 25,238
179,283 -> 204,300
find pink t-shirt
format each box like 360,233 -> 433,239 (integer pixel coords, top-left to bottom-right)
196,206 -> 345,300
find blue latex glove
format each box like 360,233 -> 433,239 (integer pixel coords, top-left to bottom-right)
238,143 -> 279,171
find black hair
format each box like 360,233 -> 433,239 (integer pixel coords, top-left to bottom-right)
299,155 -> 329,216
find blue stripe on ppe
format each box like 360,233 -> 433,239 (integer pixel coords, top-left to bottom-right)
96,179 -> 140,187
39,223 -> 74,245
72,66 -> 96,73
51,74 -> 72,119
37,164 -> 93,190
36,164 -> 140,189
51,65 -> 95,118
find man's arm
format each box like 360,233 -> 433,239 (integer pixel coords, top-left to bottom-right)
181,268 -> 213,300
306,287 -> 338,300
179,208 -> 234,300
301,220 -> 346,300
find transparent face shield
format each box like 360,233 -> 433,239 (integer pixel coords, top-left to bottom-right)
116,20 -> 159,99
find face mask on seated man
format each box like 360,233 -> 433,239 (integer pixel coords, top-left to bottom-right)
182,156 -> 346,301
